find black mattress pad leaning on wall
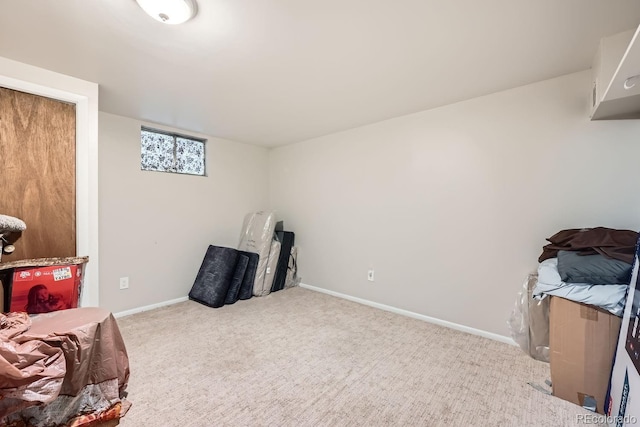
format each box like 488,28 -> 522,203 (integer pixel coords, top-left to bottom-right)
224,254 -> 249,305
271,231 -> 295,293
189,245 -> 258,308
237,251 -> 259,301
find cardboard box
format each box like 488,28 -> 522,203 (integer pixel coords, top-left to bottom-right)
8,264 -> 84,314
550,296 -> 621,414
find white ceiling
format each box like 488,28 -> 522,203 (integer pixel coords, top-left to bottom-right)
1,0 -> 640,147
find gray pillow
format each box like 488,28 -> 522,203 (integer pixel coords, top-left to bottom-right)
557,250 -> 632,284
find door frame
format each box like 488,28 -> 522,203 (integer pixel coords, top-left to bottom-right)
0,56 -> 99,307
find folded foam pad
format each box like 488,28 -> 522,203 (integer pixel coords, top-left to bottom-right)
237,211 -> 277,297
237,251 -> 259,301
189,245 -> 239,308
224,254 -> 249,305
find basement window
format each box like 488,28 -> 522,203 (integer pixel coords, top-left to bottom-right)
140,127 -> 206,176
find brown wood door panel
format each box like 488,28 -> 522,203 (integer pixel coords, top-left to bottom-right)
0,87 -> 76,260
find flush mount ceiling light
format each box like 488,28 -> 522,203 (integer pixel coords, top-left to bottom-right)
136,0 -> 197,25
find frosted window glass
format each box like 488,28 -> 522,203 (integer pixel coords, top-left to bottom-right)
176,137 -> 205,175
140,129 -> 205,176
141,130 -> 174,172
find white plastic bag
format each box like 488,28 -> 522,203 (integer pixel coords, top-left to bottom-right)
284,246 -> 301,289
508,273 -> 549,362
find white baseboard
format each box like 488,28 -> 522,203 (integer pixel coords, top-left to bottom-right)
113,296 -> 189,318
299,283 -> 517,346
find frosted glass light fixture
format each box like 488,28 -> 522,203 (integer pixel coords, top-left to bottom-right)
136,0 -> 197,25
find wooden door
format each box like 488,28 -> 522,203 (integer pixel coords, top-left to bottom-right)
0,87 -> 76,260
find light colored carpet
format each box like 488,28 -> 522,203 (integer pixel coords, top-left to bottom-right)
116,287 -> 603,426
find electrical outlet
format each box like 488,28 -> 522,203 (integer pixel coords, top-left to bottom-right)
119,277 -> 129,290
367,269 -> 375,282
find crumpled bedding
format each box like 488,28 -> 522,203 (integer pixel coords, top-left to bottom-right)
538,227 -> 638,264
0,312 -> 66,415
557,250 -> 632,285
533,258 -> 628,317
0,308 -> 130,426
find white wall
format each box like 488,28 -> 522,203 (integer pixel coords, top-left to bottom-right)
269,70 -> 640,338
99,112 -> 269,313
